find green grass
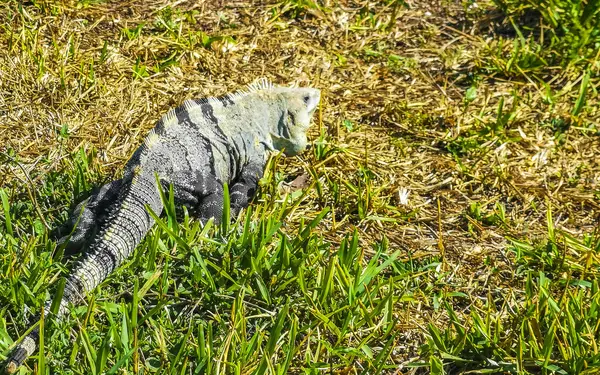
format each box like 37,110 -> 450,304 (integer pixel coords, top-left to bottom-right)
491,0 -> 600,68
0,152 -> 418,374
0,0 -> 599,374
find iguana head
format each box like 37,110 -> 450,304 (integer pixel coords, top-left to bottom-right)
270,86 -> 321,156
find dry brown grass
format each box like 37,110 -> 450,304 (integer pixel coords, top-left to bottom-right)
1,0 -> 599,371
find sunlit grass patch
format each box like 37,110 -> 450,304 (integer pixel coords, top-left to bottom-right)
0,0 -> 599,373
0,149 -> 424,373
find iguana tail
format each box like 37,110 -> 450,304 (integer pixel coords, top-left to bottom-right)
4,172 -> 163,373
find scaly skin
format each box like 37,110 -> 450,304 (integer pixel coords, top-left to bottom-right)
4,78 -> 320,373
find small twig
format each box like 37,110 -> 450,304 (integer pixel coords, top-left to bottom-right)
437,197 -> 446,270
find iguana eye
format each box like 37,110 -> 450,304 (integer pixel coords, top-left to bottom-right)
303,95 -> 310,104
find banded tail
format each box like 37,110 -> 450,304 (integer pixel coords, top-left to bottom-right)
5,172 -> 163,373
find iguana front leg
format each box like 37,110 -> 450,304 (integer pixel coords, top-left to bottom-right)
229,159 -> 265,218
167,160 -> 264,224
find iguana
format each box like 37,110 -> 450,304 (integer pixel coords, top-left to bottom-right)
4,78 -> 321,373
